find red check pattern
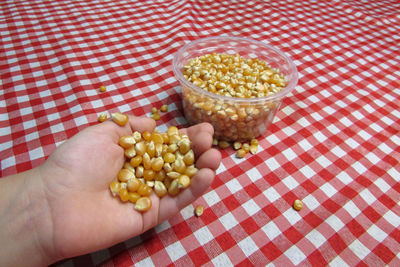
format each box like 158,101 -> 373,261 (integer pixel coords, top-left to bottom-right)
1,0 -> 400,266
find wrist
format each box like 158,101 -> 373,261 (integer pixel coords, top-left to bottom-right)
0,167 -> 56,266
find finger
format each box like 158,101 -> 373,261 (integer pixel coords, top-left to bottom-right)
195,148 -> 221,171
128,115 -> 156,133
191,131 -> 214,159
158,168 -> 215,222
185,122 -> 214,137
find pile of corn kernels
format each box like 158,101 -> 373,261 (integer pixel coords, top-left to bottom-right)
181,53 -> 287,141
108,123 -> 198,212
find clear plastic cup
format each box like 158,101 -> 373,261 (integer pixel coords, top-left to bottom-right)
173,36 -> 298,142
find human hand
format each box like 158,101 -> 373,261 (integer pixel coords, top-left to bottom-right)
34,115 -> 221,263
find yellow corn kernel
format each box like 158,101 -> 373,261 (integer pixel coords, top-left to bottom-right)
124,146 -> 137,159
183,150 -> 195,166
167,126 -> 179,136
142,153 -> 151,169
124,162 -> 136,173
154,181 -> 167,198
163,152 -> 176,164
119,135 -> 136,149
151,133 -> 164,144
194,205 -> 204,217
135,141 -> 146,156
233,141 -> 242,150
118,169 -> 135,182
137,183 -> 152,196
109,181 -> 121,196
146,141 -> 156,158
99,85 -> 106,92
163,162 -> 173,172
151,107 -> 158,114
162,133 -> 169,144
185,166 -> 198,177
212,138 -> 218,146
98,113 -> 107,123
218,140 -> 230,149
155,169 -> 166,181
172,158 -> 186,173
166,172 -> 180,180
143,169 -> 155,181
236,149 -> 246,158
111,113 -> 129,126
167,143 -> 178,153
128,192 -> 141,203
119,188 -> 129,202
169,134 -> 181,144
178,139 -> 191,154
135,197 -> 152,212
127,178 -> 141,192
178,175 -> 191,189
160,104 -> 168,112
151,113 -> 161,120
132,131 -> 142,142
130,155 -> 142,168
242,143 -> 250,152
142,130 -> 151,141
250,138 -> 259,146
293,199 -> 303,211
168,179 -> 180,196
146,181 -> 155,187
152,157 -> 164,172
136,166 -> 144,178
249,144 -> 258,155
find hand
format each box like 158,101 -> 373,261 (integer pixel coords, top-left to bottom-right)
5,116 -> 221,265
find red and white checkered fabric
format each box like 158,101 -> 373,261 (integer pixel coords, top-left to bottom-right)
1,0 -> 400,266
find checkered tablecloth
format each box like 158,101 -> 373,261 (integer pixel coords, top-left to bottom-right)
1,0 -> 400,266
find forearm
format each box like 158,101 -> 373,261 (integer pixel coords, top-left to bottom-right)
0,167 -> 54,267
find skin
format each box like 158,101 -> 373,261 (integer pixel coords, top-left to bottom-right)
0,116 -> 221,266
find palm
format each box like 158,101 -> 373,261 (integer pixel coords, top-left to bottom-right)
39,116 -> 221,260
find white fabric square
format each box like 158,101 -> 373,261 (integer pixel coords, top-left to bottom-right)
194,226 -> 214,246
226,178 -> 242,195
165,241 -> 186,262
219,212 -> 238,231
261,221 -> 281,240
242,199 -> 261,216
305,229 -> 326,248
348,239 -> 370,260
238,236 -> 258,257
203,190 -> 221,207
285,245 -> 306,265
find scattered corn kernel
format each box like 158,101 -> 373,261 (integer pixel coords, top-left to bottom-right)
233,141 -> 242,150
99,85 -> 106,92
111,112 -> 129,126
218,140 -> 230,149
293,199 -> 303,211
151,113 -> 161,120
236,149 -> 246,158
151,107 -> 158,114
160,104 -> 168,112
212,138 -> 218,146
194,205 -> 204,217
250,138 -> 259,146
98,113 -> 108,123
242,143 -> 250,152
249,144 -> 258,154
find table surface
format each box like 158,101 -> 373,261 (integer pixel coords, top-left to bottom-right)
1,0 -> 400,266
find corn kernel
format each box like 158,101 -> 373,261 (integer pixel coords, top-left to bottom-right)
128,192 -> 141,203
137,183 -> 152,196
119,135 -> 136,149
242,143 -> 250,152
119,188 -> 129,202
124,146 -> 137,159
218,140 -> 230,149
185,166 -> 198,177
118,169 -> 135,182
194,205 -> 204,217
167,126 -> 179,136
151,107 -> 158,114
183,150 -> 195,165
111,113 -> 129,126
109,181 -> 120,196
233,141 -> 242,150
154,181 -> 167,198
236,149 -> 246,158
142,130 -> 151,141
249,144 -> 258,154
151,113 -> 161,120
155,169 -> 166,181
163,152 -> 176,163
178,175 -> 191,189
293,199 -> 303,211
160,104 -> 168,112
130,155 -> 143,168
98,113 -> 107,123
135,197 -> 152,212
143,169 -> 155,181
127,178 -> 140,192
99,85 -> 106,92
168,179 -> 180,196
250,138 -> 259,146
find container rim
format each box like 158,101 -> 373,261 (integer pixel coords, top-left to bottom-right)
173,36 -> 298,103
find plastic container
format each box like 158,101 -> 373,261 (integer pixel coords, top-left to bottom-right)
173,36 -> 298,142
